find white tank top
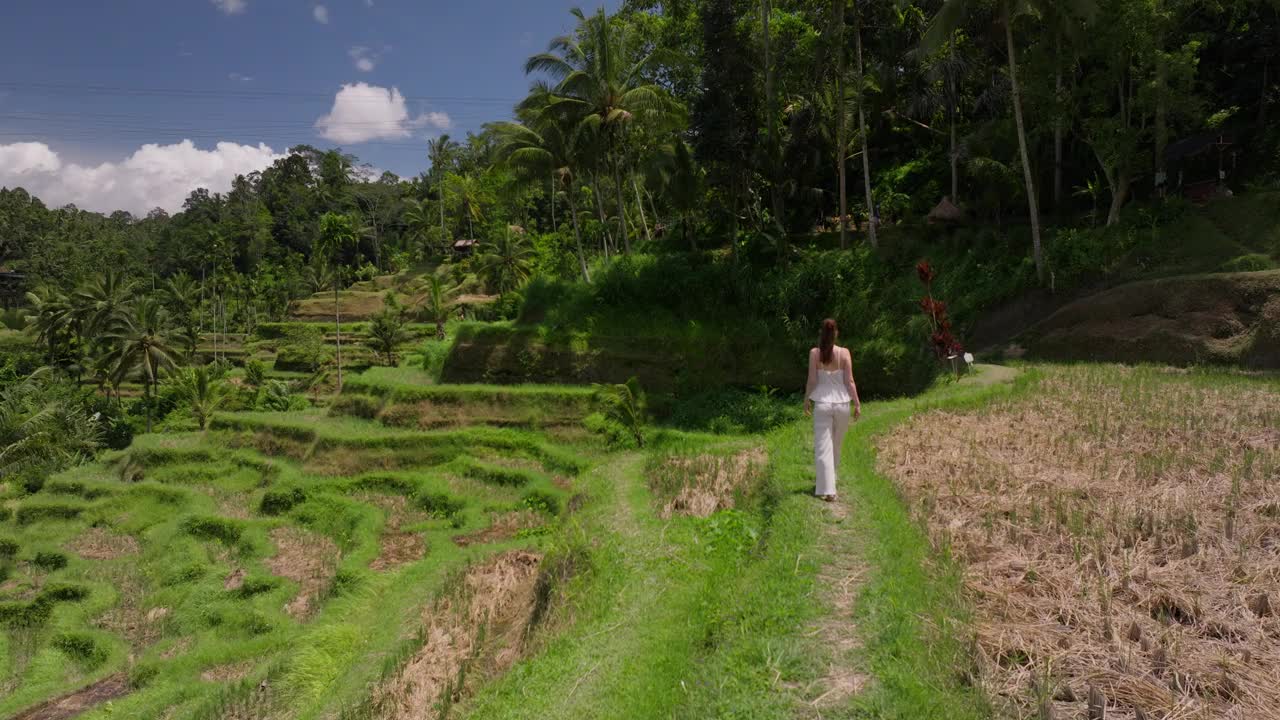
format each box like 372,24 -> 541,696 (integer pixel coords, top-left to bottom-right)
809,364 -> 851,403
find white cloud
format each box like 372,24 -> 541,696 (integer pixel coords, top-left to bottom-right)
364,0 -> 374,6
0,140 -> 282,215
421,112 -> 452,130
211,0 -> 247,15
314,83 -> 449,144
349,46 -> 376,72
313,4 -> 329,23
228,72 -> 254,82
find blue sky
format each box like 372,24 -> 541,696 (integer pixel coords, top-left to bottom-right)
0,0 -> 619,214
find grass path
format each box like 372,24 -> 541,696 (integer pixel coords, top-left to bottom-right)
456,451 -> 712,718
794,364 -> 1021,718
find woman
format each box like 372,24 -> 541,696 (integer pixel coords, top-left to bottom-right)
803,318 -> 862,502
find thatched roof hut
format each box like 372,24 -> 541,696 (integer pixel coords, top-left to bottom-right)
927,196 -> 965,225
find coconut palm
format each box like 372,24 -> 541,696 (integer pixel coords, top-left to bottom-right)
491,109 -> 592,282
421,275 -> 451,341
592,376 -> 647,447
24,286 -> 73,365
317,212 -> 358,391
649,140 -> 704,251
72,269 -> 134,339
104,298 -> 175,433
403,198 -> 437,258
167,365 -> 231,431
444,173 -> 486,240
427,134 -> 456,242
524,7 -> 675,256
477,231 -> 535,299
0,371 -> 101,479
927,0 -> 1096,283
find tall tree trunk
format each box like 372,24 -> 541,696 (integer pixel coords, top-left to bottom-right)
438,182 -> 447,243
550,174 -> 557,231
854,15 -> 877,248
1154,39 -> 1168,197
566,190 -> 591,283
949,37 -> 960,203
646,189 -> 661,235
1107,171 -> 1130,226
834,0 -> 848,250
334,284 -> 343,391
591,174 -> 613,259
1053,33 -> 1064,211
1004,3 -> 1045,284
612,158 -> 631,255
1259,62 -> 1270,128
632,176 -> 652,244
763,0 -> 785,234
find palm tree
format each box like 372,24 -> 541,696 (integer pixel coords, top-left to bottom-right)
592,376 -> 647,447
421,275 -> 451,341
444,173 -> 486,240
24,286 -> 73,365
104,298 -> 175,433
317,212 -> 358,391
524,7 -> 675,256
491,111 -> 592,282
72,268 -> 134,338
927,0 -> 1095,283
0,371 -> 101,479
427,134 -> 456,242
403,198 -> 437,258
650,140 -> 704,250
477,230 -> 535,299
852,1 -> 878,248
365,306 -> 411,366
167,365 -> 230,430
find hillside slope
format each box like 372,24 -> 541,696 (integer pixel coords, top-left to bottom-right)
1016,270 -> 1280,368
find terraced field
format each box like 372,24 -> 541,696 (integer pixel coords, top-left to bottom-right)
0,374 -> 594,719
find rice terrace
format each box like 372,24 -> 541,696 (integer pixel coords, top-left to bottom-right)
2,2 -> 1280,719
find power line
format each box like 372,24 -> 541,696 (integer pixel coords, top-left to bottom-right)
0,80 -> 523,106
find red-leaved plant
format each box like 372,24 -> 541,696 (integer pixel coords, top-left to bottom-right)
916,260 -> 964,359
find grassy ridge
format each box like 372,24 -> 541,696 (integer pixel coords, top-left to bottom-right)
458,367 -> 1021,719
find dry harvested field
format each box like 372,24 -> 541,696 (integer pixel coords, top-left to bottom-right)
879,365 -> 1280,719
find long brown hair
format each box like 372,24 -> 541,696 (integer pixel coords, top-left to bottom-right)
819,318 -> 837,365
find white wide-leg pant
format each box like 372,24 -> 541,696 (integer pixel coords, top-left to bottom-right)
813,402 -> 851,497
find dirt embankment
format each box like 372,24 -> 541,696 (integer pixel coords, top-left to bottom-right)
1013,270 -> 1280,368
370,551 -> 543,719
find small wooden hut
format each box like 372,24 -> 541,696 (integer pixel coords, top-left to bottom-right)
452,238 -> 478,256
927,197 -> 965,226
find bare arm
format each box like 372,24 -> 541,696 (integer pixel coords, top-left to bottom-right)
804,349 -> 817,414
843,348 -> 862,418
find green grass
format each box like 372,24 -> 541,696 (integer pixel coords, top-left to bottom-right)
0,383 -> 594,719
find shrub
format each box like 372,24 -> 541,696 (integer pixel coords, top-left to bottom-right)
259,488 -> 307,516
32,551 -> 69,571
233,575 -> 280,598
329,394 -> 381,420
244,359 -> 267,388
1220,253 -> 1274,273
415,492 -> 465,518
15,502 -> 83,525
180,515 -> 243,544
593,377 -> 647,447
522,489 -> 561,516
52,632 -> 109,669
0,538 -> 17,559
583,412 -> 639,449
275,325 -> 329,372
668,388 -> 800,435
420,339 -> 452,381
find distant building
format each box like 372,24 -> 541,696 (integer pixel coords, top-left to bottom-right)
452,238 -> 478,256
0,269 -> 26,309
